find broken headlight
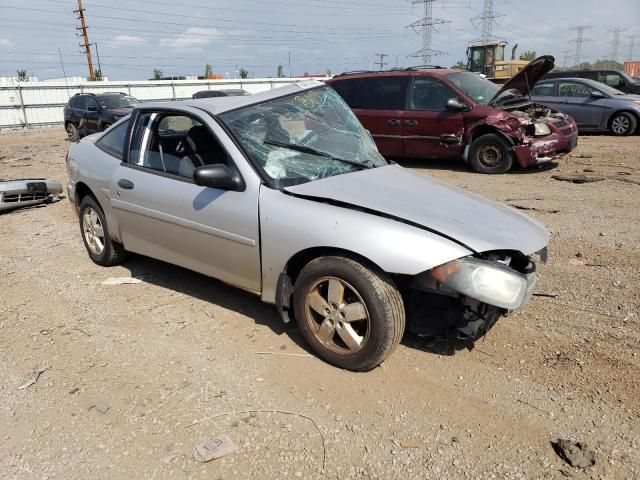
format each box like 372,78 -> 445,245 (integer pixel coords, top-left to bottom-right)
431,257 -> 533,310
533,122 -> 551,136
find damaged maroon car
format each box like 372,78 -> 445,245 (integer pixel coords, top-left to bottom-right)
327,55 -> 578,173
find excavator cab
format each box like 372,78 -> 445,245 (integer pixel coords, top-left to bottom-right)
466,42 -> 529,84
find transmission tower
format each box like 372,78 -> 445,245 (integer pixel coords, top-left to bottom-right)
407,0 -> 450,64
471,0 -> 504,43
74,0 -> 95,81
608,27 -> 627,68
561,49 -> 571,69
570,26 -> 592,68
374,53 -> 388,70
627,35 -> 637,61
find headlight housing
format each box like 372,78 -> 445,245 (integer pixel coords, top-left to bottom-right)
533,122 -> 551,136
431,257 -> 535,310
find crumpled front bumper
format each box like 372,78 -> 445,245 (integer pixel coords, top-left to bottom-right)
0,179 -> 63,212
513,119 -> 579,167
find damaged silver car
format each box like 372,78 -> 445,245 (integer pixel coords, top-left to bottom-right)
66,80 -> 548,371
0,178 -> 63,213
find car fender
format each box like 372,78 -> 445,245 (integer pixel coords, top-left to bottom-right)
259,186 -> 472,304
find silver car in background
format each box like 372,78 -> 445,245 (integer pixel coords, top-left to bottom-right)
66,80 -> 548,371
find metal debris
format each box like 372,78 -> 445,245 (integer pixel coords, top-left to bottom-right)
101,277 -> 143,286
551,174 -> 605,184
552,439 -> 596,469
17,367 -> 48,390
194,434 -> 239,462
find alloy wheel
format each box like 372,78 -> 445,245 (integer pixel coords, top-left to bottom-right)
304,276 -> 370,355
611,115 -> 630,135
82,207 -> 105,255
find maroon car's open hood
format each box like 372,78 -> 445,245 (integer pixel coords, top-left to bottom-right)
489,55 -> 555,105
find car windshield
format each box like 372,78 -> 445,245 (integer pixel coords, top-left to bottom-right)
591,82 -> 627,96
220,85 -> 387,187
97,95 -> 140,109
446,71 -> 501,105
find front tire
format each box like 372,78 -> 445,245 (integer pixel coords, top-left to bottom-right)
610,112 -> 637,136
78,196 -> 127,267
293,256 -> 405,371
469,133 -> 514,174
66,123 -> 79,142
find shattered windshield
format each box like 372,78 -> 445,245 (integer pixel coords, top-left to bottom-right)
219,85 -> 387,187
97,95 -> 140,109
446,71 -> 501,105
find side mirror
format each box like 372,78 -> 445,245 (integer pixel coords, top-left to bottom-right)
446,98 -> 467,111
193,164 -> 244,191
590,90 -> 606,98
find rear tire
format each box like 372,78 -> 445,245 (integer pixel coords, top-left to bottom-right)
66,123 -> 79,142
293,256 -> 405,371
609,112 -> 637,136
79,195 -> 127,267
469,133 -> 513,174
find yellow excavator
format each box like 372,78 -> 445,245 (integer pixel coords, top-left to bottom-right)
466,42 -> 529,84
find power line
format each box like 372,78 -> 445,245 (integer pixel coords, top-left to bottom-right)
608,27 -> 627,68
374,53 -> 388,70
570,26 -> 592,68
408,0 -> 450,64
74,0 -> 95,81
471,0 -> 503,43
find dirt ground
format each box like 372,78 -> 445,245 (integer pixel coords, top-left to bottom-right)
1,128 -> 639,480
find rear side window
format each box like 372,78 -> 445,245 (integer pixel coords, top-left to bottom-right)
96,122 -> 129,160
532,82 -> 555,96
357,76 -> 409,110
558,81 -> 593,98
73,96 -> 88,110
599,72 -> 622,87
330,78 -> 361,108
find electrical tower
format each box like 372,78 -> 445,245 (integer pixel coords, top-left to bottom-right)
561,49 -> 571,69
569,26 -> 592,68
471,0 -> 504,43
627,35 -> 637,61
74,0 -> 95,81
608,27 -> 627,68
374,53 -> 388,70
407,0 -> 450,64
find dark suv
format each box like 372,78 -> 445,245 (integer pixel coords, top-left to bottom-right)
326,56 -> 578,173
543,69 -> 640,95
64,93 -> 141,141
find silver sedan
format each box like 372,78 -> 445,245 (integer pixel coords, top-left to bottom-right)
66,81 -> 548,371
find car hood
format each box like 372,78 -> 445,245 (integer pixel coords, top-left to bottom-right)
285,165 -> 549,255
489,55 -> 556,105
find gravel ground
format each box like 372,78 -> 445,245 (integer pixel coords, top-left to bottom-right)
1,128 -> 639,479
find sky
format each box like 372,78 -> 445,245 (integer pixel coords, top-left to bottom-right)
0,0 -> 639,80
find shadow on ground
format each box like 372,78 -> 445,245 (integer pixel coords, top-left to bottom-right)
392,157 -> 559,174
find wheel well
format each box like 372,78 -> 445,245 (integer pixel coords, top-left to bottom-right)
470,125 -> 514,145
74,182 -> 97,208
608,110 -> 639,130
284,247 -> 386,285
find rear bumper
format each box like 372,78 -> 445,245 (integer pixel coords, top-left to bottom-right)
0,179 -> 63,212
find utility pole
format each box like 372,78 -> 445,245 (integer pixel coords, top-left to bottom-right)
608,27 -> 626,69
628,36 -> 638,61
407,0 -> 450,64
374,53 -> 388,70
95,42 -> 102,78
74,0 -> 95,81
570,26 -> 592,69
471,0 -> 504,44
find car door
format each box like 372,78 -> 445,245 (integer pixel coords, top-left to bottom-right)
351,76 -> 409,158
556,81 -> 607,129
402,76 -> 465,158
85,96 -> 101,133
109,108 -> 262,293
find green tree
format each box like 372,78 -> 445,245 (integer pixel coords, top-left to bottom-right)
521,50 -> 537,61
276,64 -> 285,78
153,68 -> 163,80
451,60 -> 466,69
94,69 -> 104,81
204,63 -> 213,78
16,69 -> 29,82
239,68 -> 249,79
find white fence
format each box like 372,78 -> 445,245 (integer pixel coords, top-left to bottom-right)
0,77 -> 324,129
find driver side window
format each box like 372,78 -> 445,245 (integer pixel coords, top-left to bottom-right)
129,112 -> 229,179
87,97 -> 98,111
409,77 -> 458,110
559,82 -> 592,98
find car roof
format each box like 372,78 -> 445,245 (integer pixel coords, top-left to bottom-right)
539,77 -> 604,87
328,67 -> 461,82
141,81 -> 323,115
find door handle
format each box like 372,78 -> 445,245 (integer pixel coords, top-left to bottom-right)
117,179 -> 134,190
387,119 -> 401,126
404,119 -> 418,127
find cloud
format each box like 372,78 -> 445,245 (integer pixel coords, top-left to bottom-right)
0,38 -> 13,48
111,35 -> 147,47
160,27 -> 221,49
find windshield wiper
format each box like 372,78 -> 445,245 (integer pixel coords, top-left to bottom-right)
264,140 -> 373,170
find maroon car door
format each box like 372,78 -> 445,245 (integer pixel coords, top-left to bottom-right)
402,76 -> 465,158
352,76 -> 409,158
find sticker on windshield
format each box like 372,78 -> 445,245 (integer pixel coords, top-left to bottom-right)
296,79 -> 323,90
